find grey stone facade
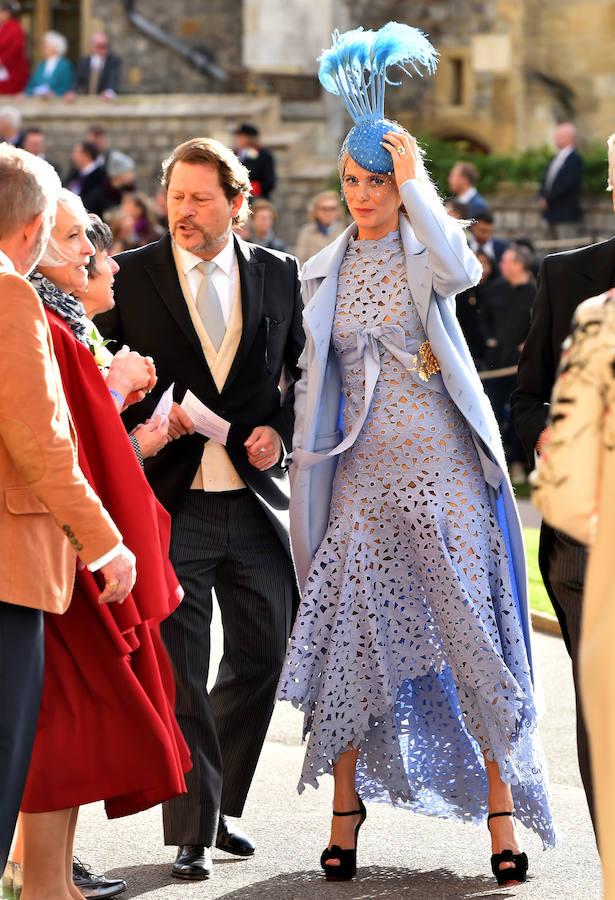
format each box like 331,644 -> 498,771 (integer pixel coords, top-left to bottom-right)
93,0 -> 243,94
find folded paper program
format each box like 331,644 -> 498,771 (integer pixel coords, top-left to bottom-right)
180,390 -> 231,445
151,382 -> 174,423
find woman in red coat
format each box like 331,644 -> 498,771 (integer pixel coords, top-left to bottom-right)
0,3 -> 29,94
19,191 -> 191,900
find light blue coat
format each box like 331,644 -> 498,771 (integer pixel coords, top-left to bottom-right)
289,179 -> 534,675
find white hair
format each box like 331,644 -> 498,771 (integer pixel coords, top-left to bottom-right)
39,189 -> 90,267
0,105 -> 21,130
43,30 -> 67,56
0,143 -> 60,239
607,133 -> 615,192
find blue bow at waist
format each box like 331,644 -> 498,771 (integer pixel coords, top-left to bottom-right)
293,323 -> 445,471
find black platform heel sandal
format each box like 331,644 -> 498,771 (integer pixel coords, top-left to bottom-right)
488,811 -> 529,887
320,796 -> 367,882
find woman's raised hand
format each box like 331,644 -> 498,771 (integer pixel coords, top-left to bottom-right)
382,131 -> 418,189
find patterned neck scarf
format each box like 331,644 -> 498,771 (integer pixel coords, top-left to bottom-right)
29,271 -> 90,347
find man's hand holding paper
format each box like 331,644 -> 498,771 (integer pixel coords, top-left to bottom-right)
179,390 -> 231,446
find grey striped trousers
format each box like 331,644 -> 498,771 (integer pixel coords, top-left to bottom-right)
161,489 -> 293,847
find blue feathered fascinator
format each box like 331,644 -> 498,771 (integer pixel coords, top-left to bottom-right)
319,22 -> 438,174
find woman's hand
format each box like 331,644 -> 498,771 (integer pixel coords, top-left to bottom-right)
106,347 -> 157,407
130,415 -> 169,459
382,130 -> 418,189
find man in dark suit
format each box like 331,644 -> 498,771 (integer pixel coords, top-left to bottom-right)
21,127 -> 63,180
74,31 -> 122,98
447,160 -> 490,218
233,123 -> 276,199
467,209 -> 509,277
538,122 -> 584,240
97,137 -> 304,882
65,140 -> 106,212
512,145 -> 615,824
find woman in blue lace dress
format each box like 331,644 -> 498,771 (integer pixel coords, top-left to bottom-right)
279,120 -> 555,885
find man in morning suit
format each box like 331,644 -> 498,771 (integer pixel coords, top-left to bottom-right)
73,31 -> 122,99
0,145 -> 135,873
538,122 -> 584,241
447,160 -> 490,219
97,138 -> 304,882
512,132 -> 615,831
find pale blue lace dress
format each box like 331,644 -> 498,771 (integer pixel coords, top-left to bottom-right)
279,232 -> 555,847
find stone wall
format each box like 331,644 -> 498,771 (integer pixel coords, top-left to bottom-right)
88,0 -> 244,94
342,0 -> 614,153
520,0 -> 615,151
490,193 -> 613,245
20,94 -> 281,185
16,94 -> 331,246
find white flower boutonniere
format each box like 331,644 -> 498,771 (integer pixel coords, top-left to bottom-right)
88,323 -> 114,371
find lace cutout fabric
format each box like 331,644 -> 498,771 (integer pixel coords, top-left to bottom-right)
279,231 -> 556,848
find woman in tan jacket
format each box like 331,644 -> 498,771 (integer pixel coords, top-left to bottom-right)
532,283 -> 615,900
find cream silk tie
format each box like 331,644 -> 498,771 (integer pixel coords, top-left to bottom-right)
195,260 -> 226,351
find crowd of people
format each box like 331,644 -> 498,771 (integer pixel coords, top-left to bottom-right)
4,108 -> 581,484
0,15 -> 613,900
0,6 -> 122,100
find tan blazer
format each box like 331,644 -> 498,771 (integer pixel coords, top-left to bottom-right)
0,264 -> 121,614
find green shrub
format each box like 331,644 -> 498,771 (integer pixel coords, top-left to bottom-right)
416,135 -> 609,197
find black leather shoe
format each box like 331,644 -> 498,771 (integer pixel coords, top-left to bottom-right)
216,815 -> 255,857
72,858 -> 127,898
171,845 -> 212,880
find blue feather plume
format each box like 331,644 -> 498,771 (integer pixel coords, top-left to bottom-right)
318,21 -> 438,123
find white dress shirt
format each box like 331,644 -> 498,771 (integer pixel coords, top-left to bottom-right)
0,248 -> 15,272
42,55 -> 60,79
174,235 -> 238,326
458,186 -> 478,205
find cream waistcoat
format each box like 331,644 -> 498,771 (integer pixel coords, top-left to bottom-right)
172,245 -> 246,491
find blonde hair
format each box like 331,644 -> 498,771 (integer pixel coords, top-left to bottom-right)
607,133 -> 615,192
340,135 -> 470,231
0,143 -> 60,239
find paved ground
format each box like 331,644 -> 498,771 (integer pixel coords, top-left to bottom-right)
5,498 -> 596,898
66,622 -> 600,900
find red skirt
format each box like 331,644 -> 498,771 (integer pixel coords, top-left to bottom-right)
21,585 -> 190,817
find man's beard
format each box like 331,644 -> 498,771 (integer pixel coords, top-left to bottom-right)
172,219 -> 231,254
